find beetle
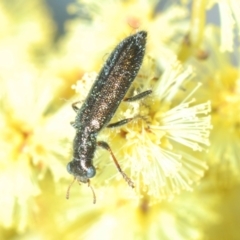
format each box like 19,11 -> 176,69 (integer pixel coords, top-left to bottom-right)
66,31 -> 151,203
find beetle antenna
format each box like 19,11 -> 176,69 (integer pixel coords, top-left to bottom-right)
66,177 -> 76,199
88,180 -> 96,204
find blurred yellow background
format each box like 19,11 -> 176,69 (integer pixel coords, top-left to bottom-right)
0,0 -> 240,239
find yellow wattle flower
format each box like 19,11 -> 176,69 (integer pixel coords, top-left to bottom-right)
73,57 -> 212,203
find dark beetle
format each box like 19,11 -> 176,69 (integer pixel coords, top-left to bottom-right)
66,31 -> 151,202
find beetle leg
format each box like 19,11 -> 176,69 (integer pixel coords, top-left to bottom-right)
107,90 -> 152,128
97,141 -> 134,188
72,101 -> 82,112
124,89 -> 152,102
107,118 -> 133,128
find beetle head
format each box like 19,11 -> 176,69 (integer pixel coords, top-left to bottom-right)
66,160 -> 96,203
67,160 -> 96,183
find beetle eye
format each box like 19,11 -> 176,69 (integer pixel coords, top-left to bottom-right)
67,162 -> 72,174
86,165 -> 96,178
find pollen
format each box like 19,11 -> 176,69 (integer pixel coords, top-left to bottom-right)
101,60 -> 212,202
